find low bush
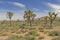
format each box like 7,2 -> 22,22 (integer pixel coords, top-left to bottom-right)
48,30 -> 60,36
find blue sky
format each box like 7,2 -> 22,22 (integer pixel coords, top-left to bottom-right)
0,0 -> 60,20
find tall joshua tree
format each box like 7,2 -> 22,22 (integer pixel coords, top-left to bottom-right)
48,12 -> 57,28
24,10 -> 36,27
7,12 -> 13,27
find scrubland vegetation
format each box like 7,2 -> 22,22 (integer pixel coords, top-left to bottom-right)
0,10 -> 60,40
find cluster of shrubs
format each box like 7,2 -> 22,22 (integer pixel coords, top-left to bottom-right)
48,30 -> 60,36
51,37 -> 60,40
6,30 -> 44,40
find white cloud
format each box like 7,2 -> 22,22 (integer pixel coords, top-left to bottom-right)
12,2 -> 26,8
0,9 -> 24,20
57,0 -> 59,1
47,3 -> 60,16
32,8 -> 40,11
0,1 -> 26,8
48,3 -> 60,10
0,1 -> 26,20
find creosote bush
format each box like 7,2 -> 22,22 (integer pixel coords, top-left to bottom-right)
48,31 -> 60,36
51,37 -> 60,40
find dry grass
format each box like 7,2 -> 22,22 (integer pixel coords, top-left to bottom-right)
0,24 -> 60,40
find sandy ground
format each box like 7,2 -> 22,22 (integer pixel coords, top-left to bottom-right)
0,26 -> 60,40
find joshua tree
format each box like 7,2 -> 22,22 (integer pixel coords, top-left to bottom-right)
23,10 -> 36,27
48,12 -> 57,28
7,12 -> 13,27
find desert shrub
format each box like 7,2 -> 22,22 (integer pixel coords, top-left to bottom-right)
20,26 -> 25,29
24,34 -> 35,40
0,33 -> 8,36
48,30 -> 60,36
38,28 -> 44,32
6,35 -> 25,40
19,24 -> 26,29
16,29 -> 28,34
51,37 -> 60,40
7,35 -> 35,40
25,30 -> 39,37
44,31 -> 50,34
38,36 -> 44,40
29,27 -> 36,30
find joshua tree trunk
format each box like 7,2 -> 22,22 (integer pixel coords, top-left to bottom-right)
7,12 -> 13,27
30,20 -> 32,27
50,20 -> 53,28
10,18 -> 11,27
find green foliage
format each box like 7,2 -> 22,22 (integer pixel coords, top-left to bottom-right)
7,12 -> 14,26
16,29 -> 28,34
39,28 -> 44,32
51,37 -> 60,40
25,30 -> 39,37
7,12 -> 13,19
23,10 -> 36,27
6,35 -> 25,40
38,36 -> 44,40
0,33 -> 8,36
48,12 -> 57,27
0,10 -> 60,40
25,35 -> 35,40
48,31 -> 60,36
